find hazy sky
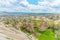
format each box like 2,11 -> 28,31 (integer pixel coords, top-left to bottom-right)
0,0 -> 60,13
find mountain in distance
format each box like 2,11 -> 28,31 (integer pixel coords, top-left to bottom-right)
0,11 -> 59,15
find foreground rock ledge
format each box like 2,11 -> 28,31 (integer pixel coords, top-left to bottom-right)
0,22 -> 32,40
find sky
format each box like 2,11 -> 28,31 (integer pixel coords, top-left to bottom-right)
0,0 -> 60,13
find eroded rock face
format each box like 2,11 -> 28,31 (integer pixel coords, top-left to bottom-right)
0,22 -> 33,40
39,26 -> 48,31
39,21 -> 49,31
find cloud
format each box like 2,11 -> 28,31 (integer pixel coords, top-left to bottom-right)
0,0 -> 60,13
20,0 -> 56,12
0,0 -> 21,8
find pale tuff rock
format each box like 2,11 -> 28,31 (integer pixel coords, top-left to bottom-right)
0,22 -> 36,40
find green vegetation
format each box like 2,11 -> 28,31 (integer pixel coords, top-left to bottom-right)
37,29 -> 55,40
6,37 -> 14,40
30,20 -> 41,27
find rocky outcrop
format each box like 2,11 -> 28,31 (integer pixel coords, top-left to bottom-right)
0,22 -> 33,40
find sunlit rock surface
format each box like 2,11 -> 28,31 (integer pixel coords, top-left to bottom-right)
0,22 -> 35,40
